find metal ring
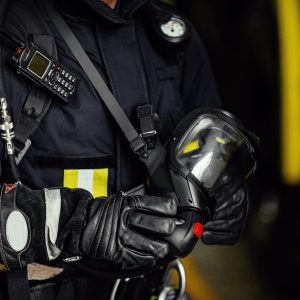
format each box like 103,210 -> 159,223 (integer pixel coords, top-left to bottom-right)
160,259 -> 186,299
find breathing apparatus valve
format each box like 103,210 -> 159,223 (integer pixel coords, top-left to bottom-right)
0,98 -> 15,155
0,97 -> 20,182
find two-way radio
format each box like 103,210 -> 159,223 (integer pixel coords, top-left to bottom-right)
11,42 -> 80,103
0,27 -> 80,103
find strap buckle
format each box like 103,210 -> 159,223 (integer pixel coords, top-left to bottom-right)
140,130 -> 157,150
137,104 -> 157,151
140,130 -> 157,138
130,135 -> 148,158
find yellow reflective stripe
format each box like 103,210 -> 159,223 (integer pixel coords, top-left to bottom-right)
63,169 -> 78,189
277,0 -> 300,184
63,169 -> 108,197
93,168 -> 108,197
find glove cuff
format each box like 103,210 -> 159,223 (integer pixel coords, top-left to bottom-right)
0,183 -> 48,269
0,184 -> 32,269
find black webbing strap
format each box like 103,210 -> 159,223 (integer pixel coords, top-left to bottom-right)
44,0 -> 146,155
14,85 -> 52,164
6,268 -> 30,300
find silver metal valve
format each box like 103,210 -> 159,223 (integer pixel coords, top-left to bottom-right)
0,97 -> 15,155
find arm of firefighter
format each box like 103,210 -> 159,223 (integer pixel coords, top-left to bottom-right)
201,187 -> 249,245
0,183 -> 177,270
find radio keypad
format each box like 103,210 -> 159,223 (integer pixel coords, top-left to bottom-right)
44,63 -> 78,99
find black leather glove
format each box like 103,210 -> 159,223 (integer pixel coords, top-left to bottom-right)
0,183 -> 177,270
81,193 -> 177,269
201,187 -> 249,245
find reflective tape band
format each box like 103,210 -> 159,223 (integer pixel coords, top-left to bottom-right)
63,169 -> 79,190
44,188 -> 62,261
64,169 -> 108,197
78,169 -> 93,194
93,169 -> 108,197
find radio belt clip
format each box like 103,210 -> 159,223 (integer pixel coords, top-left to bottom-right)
137,104 -> 157,150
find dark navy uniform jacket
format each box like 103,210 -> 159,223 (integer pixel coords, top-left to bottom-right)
0,0 -> 220,298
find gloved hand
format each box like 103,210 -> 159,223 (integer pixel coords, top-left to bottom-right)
81,193 -> 177,269
0,183 -> 177,271
201,187 -> 249,245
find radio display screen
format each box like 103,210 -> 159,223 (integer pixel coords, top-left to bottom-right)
27,51 -> 51,78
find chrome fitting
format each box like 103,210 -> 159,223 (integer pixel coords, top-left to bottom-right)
0,98 -> 15,155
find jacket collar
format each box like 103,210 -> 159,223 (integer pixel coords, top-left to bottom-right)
81,0 -> 150,23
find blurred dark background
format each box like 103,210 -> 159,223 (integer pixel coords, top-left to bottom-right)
169,0 -> 300,299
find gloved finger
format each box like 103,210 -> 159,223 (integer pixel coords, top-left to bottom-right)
201,189 -> 249,245
121,230 -> 170,259
209,193 -> 249,227
202,230 -> 238,245
213,199 -> 246,221
204,217 -> 243,233
215,188 -> 246,212
202,214 -> 246,245
129,212 -> 176,235
129,195 -> 177,216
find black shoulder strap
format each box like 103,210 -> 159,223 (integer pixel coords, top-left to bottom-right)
44,0 -> 170,178
43,0 -> 147,156
1,0 -> 57,164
